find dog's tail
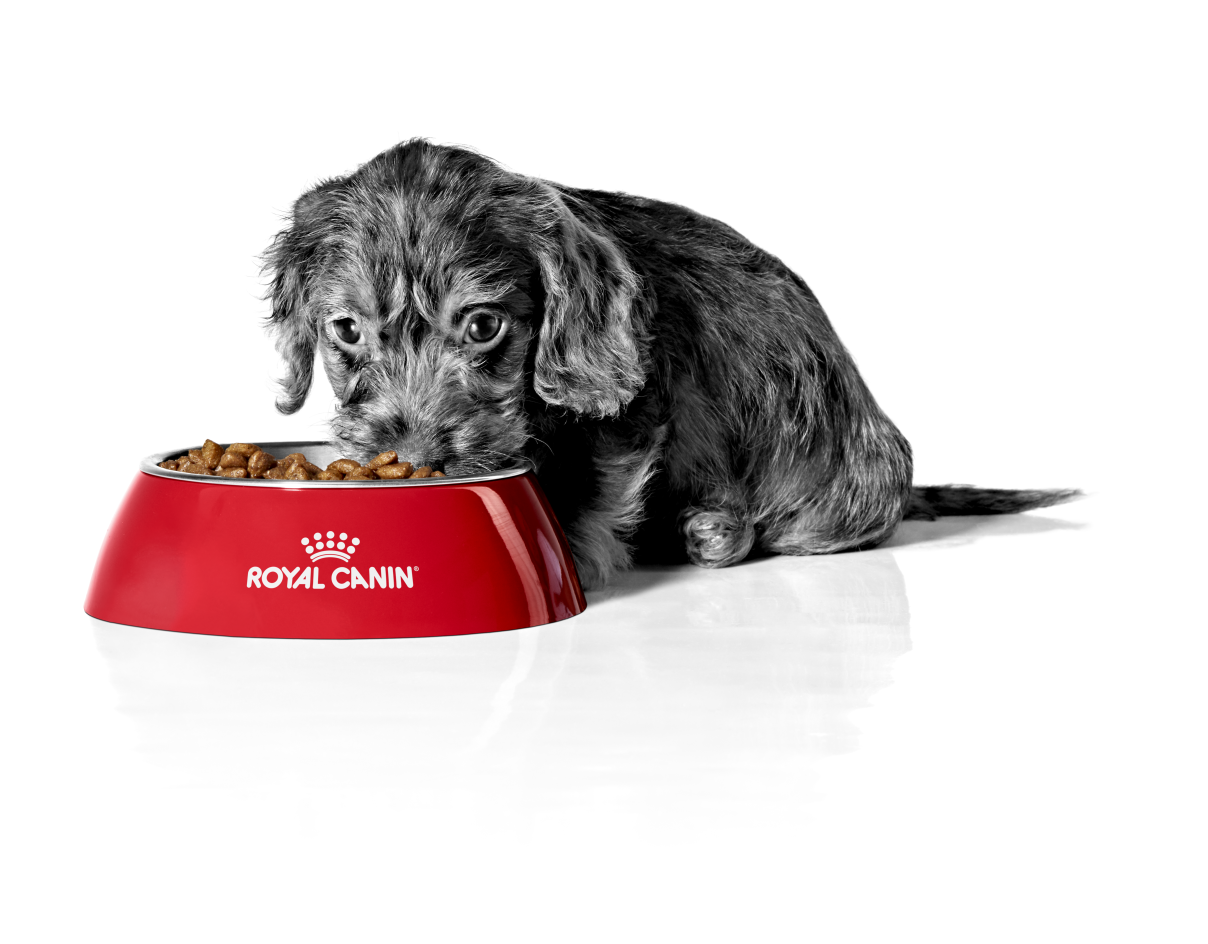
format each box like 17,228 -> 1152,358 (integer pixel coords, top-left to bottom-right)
904,485 -> 1082,521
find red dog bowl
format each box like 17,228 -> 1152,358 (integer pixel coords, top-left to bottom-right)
85,442 -> 586,638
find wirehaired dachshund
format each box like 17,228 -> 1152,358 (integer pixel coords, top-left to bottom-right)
264,139 -> 1076,588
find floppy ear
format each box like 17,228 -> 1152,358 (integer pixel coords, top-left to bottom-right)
262,185 -> 335,414
529,187 -> 648,418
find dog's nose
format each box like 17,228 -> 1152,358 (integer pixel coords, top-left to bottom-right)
385,436 -> 442,472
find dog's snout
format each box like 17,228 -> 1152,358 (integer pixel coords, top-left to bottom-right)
328,329 -> 532,477
382,433 -> 444,471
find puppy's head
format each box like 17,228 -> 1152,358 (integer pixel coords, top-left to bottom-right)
263,140 -> 647,473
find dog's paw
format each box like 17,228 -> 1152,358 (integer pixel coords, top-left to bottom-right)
681,507 -> 755,569
571,555 -> 611,592
566,524 -> 634,591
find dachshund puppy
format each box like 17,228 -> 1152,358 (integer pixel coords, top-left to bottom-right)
264,140 -> 1076,589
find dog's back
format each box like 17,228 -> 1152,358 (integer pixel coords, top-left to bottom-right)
546,185 -> 915,564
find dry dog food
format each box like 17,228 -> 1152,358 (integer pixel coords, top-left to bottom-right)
157,441 -> 446,481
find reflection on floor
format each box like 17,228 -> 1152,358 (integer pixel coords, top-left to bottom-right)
92,547 -> 911,829
56,500 -> 1204,940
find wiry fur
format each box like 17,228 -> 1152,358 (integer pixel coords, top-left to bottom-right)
904,485 -> 1082,520
263,139 -> 1078,589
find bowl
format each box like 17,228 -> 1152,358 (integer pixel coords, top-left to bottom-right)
85,442 -> 586,638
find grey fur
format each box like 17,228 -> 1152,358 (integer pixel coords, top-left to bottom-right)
263,139 -> 1078,589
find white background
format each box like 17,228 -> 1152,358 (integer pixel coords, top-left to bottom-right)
2,2 -> 1205,942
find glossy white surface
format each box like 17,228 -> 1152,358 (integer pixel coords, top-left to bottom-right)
4,2 -> 1205,940
5,494 -> 1205,941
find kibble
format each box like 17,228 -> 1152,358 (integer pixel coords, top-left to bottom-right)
160,441 -> 454,483
375,461 -> 413,479
200,439 -> 224,469
247,451 -> 276,478
368,450 -> 398,469
277,453 -> 306,470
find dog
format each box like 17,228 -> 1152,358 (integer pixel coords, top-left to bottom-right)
263,139 -> 1077,589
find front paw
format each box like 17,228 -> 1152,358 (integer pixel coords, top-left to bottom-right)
681,507 -> 754,568
567,527 -> 633,591
571,556 -> 609,592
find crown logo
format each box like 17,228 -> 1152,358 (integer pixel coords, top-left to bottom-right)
301,530 -> 360,562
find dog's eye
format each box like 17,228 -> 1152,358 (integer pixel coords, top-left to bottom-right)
332,318 -> 362,345
465,311 -> 504,345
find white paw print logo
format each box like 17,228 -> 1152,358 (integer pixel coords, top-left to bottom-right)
301,530 -> 360,562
